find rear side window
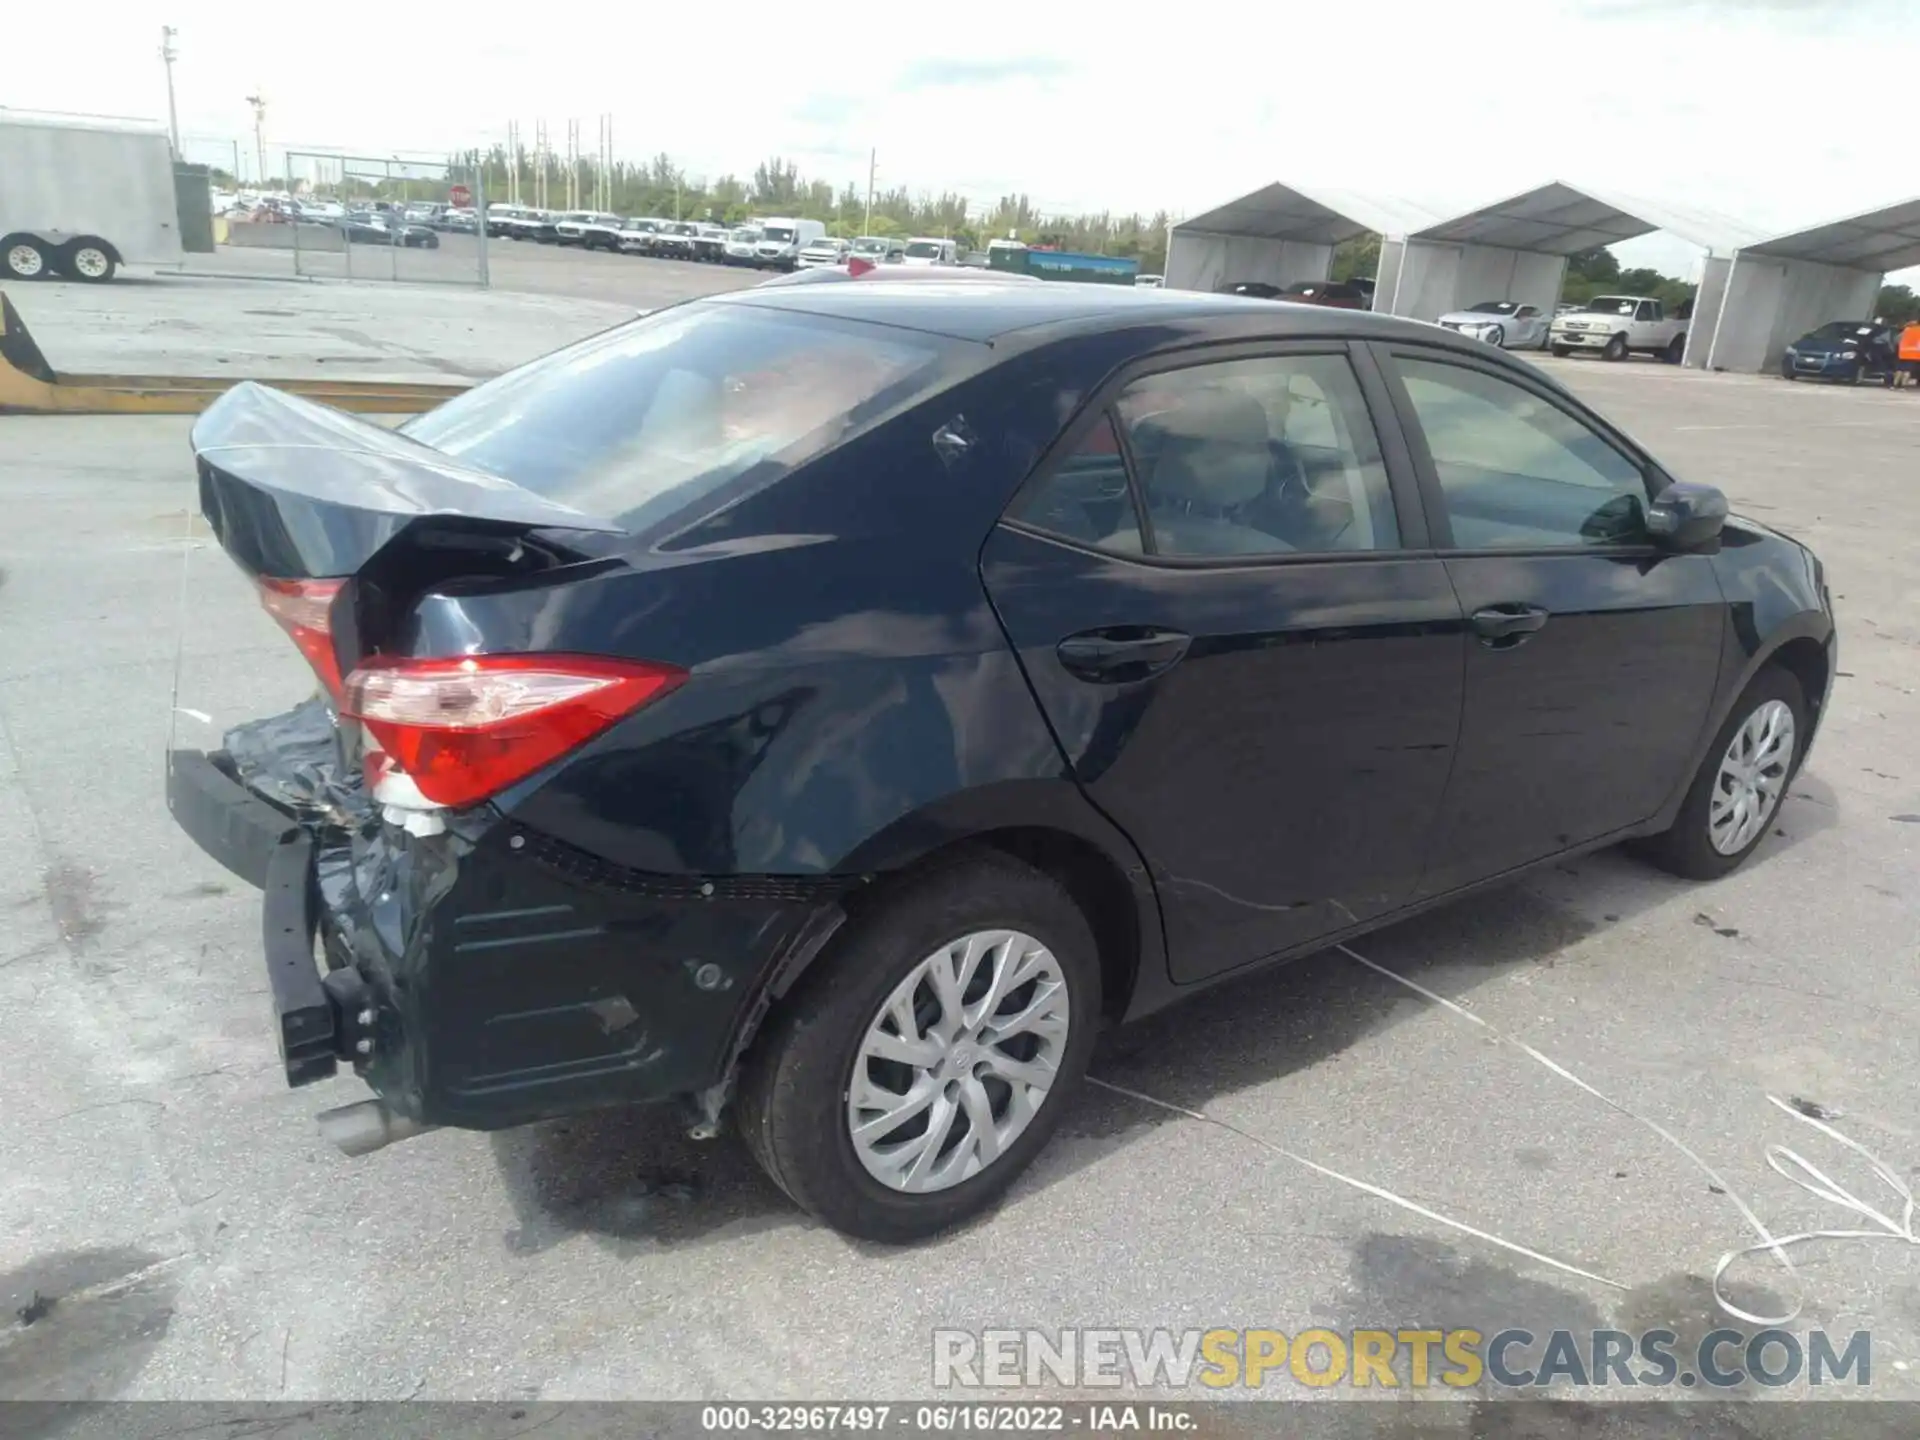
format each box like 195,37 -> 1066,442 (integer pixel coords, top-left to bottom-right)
1006,414 -> 1142,552
404,305 -> 959,535
1115,354 -> 1399,557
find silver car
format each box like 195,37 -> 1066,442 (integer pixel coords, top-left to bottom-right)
1434,300 -> 1552,350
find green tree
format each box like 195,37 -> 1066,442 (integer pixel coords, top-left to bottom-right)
1876,284 -> 1919,325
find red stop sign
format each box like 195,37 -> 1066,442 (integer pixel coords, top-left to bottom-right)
450,184 -> 472,207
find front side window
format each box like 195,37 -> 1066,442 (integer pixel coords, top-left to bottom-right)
1394,356 -> 1651,550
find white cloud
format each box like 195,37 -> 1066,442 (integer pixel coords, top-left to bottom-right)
10,0 -> 1918,281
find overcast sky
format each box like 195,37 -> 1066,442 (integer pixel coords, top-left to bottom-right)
13,0 -> 1917,281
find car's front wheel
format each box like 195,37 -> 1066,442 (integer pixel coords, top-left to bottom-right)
1635,665 -> 1807,881
737,850 -> 1100,1242
1550,344 -> 1570,358
1485,325 -> 1505,349
1602,333 -> 1630,362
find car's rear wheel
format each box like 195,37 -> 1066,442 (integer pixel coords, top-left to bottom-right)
1664,335 -> 1686,364
1602,333 -> 1630,362
737,849 -> 1100,1242
1635,665 -> 1806,881
3,235 -> 50,280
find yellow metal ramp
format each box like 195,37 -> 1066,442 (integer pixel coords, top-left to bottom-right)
0,290 -> 470,416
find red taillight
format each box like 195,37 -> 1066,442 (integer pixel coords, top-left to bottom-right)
258,577 -> 346,699
341,654 -> 685,811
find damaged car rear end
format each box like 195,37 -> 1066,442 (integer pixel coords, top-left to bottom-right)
168,297 -> 1018,1169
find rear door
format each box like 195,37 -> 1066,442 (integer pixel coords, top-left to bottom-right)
1372,343 -> 1726,896
982,342 -> 1467,984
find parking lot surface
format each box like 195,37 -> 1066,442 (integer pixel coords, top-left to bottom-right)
1,270 -> 1916,1413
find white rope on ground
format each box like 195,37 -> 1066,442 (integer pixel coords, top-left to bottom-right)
1086,941 -> 1917,1326
1082,1076 -> 1628,1295
1333,941 -> 1914,1325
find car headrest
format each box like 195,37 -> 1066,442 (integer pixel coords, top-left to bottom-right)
1134,390 -> 1272,509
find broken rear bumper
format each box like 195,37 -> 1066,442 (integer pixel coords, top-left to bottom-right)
166,744 -> 851,1133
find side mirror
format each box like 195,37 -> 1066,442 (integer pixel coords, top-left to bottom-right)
1646,481 -> 1728,552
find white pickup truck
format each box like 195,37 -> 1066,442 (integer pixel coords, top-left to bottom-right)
1549,295 -> 1689,363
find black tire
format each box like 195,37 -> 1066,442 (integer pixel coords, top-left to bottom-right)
1664,335 -> 1686,364
736,848 -> 1101,1243
1485,325 -> 1506,349
61,239 -> 117,283
1634,665 -> 1808,881
1550,344 -> 1570,359
2,235 -> 51,280
1782,365 -> 1797,381
1602,333 -> 1629,362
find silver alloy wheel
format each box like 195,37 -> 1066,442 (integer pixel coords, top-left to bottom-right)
6,243 -> 44,278
1486,325 -> 1505,348
846,928 -> 1070,1193
1709,699 -> 1796,855
71,246 -> 110,279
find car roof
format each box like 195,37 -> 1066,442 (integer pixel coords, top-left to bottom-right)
705,279 -> 1453,345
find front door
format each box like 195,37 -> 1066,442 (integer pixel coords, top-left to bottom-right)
1374,345 -> 1727,896
982,344 -> 1466,984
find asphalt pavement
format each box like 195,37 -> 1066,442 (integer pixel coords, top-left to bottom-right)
0,272 -> 1916,1417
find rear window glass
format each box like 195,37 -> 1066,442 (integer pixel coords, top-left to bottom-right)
403,305 -> 960,535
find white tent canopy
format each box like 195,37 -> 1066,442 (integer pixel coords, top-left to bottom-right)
1376,181 -> 1765,366
1705,197 -> 1920,373
1164,182 -> 1446,294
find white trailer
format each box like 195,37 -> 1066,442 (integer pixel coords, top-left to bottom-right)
0,111 -> 184,283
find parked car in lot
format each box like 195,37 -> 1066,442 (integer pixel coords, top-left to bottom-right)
691,225 -> 731,263
555,211 -> 626,248
170,283 -> 1834,1242
752,217 -> 828,269
484,203 -> 533,239
652,221 -> 701,260
618,217 -> 666,254
723,225 -> 763,265
1781,320 -> 1898,383
1435,300 -> 1553,350
1549,295 -> 1687,362
1282,279 -> 1370,309
338,214 -> 439,248
850,235 -> 906,265
902,236 -> 961,266
797,237 -> 852,269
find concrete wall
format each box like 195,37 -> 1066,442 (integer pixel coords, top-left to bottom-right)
1381,240 -> 1564,322
1706,255 -> 1882,372
224,221 -> 344,252
1165,231 -> 1332,292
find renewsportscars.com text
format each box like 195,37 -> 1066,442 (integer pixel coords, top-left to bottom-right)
932,1327 -> 1872,1390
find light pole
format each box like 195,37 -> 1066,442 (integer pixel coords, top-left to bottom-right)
159,27 -> 181,160
244,91 -> 267,187
864,148 -> 875,236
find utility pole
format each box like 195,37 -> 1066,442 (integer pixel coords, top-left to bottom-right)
159,27 -> 181,160
505,120 -> 518,204
244,90 -> 267,187
566,119 -> 578,211
534,121 -> 547,209
863,148 -> 875,236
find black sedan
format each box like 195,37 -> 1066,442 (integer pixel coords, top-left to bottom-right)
169,283 -> 1834,1242
337,215 -> 439,249
1782,320 -> 1897,383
